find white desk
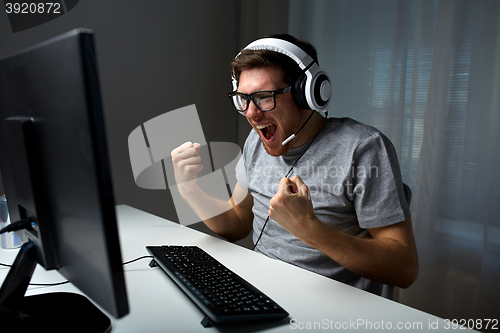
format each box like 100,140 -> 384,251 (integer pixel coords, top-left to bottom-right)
0,205 -> 457,332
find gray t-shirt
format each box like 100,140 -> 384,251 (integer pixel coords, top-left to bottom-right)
235,117 -> 411,298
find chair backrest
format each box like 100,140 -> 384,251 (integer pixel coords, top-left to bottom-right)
403,183 -> 412,206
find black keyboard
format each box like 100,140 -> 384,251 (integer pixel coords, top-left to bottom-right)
146,245 -> 289,326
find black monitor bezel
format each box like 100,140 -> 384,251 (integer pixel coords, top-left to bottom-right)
0,28 -> 129,320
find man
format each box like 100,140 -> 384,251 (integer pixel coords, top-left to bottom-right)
171,34 -> 418,299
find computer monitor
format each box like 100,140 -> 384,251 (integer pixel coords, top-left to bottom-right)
0,29 -> 129,331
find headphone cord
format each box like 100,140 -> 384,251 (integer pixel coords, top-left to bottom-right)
252,112 -> 324,251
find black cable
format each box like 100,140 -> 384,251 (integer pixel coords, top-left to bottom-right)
0,255 -> 154,287
29,281 -> 70,286
122,255 -> 153,266
0,261 -> 70,286
252,116 -> 325,251
0,217 -> 35,234
30,255 -> 153,286
293,110 -> 316,139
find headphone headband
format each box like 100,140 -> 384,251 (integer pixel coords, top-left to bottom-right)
234,37 -> 331,117
241,38 -> 315,71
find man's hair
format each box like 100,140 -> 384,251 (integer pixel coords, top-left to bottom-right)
230,34 -> 318,89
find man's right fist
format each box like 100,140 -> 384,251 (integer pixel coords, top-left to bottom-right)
171,142 -> 203,197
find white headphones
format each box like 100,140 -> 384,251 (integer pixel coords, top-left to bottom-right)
232,38 -> 331,118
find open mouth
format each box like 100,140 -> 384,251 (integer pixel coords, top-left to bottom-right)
255,124 -> 277,141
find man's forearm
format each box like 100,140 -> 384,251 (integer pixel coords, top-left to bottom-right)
268,176 -> 418,289
303,218 -> 419,288
179,185 -> 251,242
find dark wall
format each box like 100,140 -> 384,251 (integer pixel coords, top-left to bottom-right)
0,0 -> 289,245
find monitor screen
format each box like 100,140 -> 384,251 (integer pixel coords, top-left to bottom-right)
0,29 -> 129,330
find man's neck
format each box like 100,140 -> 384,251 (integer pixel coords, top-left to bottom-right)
291,111 -> 327,148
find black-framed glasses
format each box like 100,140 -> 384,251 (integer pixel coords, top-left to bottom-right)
228,86 -> 292,115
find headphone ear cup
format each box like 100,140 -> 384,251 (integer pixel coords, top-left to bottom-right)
312,72 -> 331,109
292,73 -> 310,110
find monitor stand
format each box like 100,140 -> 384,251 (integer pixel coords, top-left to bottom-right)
0,242 -> 112,332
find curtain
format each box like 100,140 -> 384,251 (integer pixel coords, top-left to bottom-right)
289,0 -> 500,322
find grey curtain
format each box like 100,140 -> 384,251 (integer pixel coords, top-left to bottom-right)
289,0 -> 500,322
